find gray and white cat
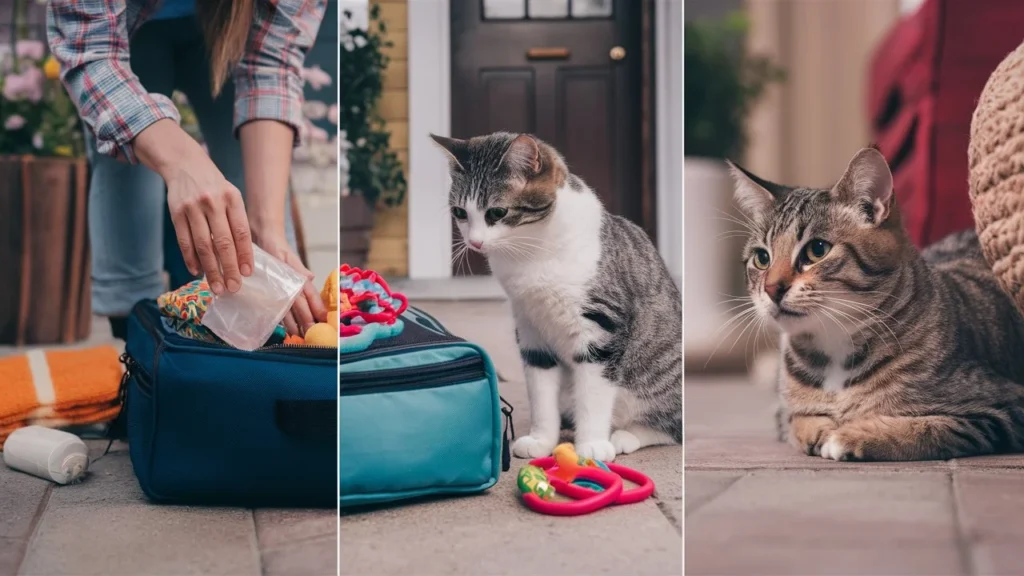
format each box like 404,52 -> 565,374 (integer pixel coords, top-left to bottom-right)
430,131 -> 681,461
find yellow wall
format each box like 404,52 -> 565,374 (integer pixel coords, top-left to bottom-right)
366,0 -> 410,276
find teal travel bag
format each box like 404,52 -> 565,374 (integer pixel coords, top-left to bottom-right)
339,306 -> 512,508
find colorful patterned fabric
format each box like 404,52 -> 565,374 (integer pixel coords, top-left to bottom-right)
45,0 -> 326,162
157,279 -> 219,342
158,279 -> 288,345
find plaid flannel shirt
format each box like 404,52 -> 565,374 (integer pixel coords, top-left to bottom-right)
46,0 -> 325,163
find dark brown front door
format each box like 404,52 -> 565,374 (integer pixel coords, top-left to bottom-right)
450,0 -> 644,275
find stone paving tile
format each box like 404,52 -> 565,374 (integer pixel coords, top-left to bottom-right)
686,543 -> 964,576
254,509 -> 338,550
262,534 -> 337,576
953,454 -> 1024,469
687,471 -> 959,547
685,471 -> 742,517
18,452 -> 262,576
0,466 -> 50,540
341,477 -> 681,576
686,436 -> 950,471
1,536 -> 26,576
954,471 -> 1024,543
685,379 -> 777,439
971,543 -> 1024,576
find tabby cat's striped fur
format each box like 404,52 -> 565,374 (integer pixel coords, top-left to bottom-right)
732,148 -> 1024,461
431,132 -> 682,462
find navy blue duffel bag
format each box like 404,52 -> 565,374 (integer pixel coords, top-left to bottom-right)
121,300 -> 336,506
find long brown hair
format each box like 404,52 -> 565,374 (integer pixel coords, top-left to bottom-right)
196,0 -> 255,97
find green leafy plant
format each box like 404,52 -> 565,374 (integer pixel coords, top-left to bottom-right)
685,11 -> 784,160
340,3 -> 406,207
0,39 -> 84,157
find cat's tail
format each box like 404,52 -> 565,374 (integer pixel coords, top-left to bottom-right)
749,349 -> 779,392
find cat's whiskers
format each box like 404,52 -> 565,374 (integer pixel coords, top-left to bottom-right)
451,234 -> 473,276
704,305 -> 760,368
824,299 -> 903,354
810,304 -> 854,343
821,296 -> 904,326
813,301 -> 902,354
729,307 -> 764,355
504,236 -> 557,257
494,242 -> 530,265
713,209 -> 759,235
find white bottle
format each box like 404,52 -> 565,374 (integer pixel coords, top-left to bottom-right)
3,426 -> 89,485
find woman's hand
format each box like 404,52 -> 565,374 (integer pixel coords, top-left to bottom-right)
256,233 -> 328,336
134,119 -> 254,295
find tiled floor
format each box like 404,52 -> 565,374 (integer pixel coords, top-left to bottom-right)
339,300 -> 684,576
0,186 -> 339,576
686,376 -> 1024,576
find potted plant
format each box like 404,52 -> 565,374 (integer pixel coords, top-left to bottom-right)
0,31 -> 91,346
684,11 -> 783,361
339,4 -> 406,269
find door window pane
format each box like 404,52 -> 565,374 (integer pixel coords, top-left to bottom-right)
572,0 -> 613,18
528,0 -> 569,19
483,0 -> 526,19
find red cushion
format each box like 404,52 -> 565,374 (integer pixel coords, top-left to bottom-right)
868,0 -> 1024,247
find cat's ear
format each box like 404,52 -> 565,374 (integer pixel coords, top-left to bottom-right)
831,147 -> 893,226
727,161 -> 777,219
429,134 -> 469,172
499,134 -> 542,176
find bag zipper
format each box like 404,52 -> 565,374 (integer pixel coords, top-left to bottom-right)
501,396 -> 514,472
340,356 -> 486,395
119,352 -> 152,394
135,301 -> 336,360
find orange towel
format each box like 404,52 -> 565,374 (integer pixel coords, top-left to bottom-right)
0,346 -> 123,449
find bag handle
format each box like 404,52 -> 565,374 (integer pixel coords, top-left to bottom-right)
275,400 -> 336,444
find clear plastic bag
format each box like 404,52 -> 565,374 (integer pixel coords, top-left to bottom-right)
201,245 -> 305,351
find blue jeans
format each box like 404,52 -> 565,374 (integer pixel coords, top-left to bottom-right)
86,16 -> 295,316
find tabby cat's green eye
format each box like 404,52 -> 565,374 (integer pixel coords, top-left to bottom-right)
486,207 -> 508,222
752,248 -> 771,270
804,239 -> 832,264
451,206 -> 468,220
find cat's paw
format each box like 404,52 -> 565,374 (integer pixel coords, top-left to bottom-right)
610,430 -> 641,455
820,434 -> 856,461
789,416 -> 836,456
576,439 -> 617,462
511,435 -> 556,459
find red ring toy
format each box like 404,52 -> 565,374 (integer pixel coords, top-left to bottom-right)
519,466 -> 623,516
529,457 -> 656,505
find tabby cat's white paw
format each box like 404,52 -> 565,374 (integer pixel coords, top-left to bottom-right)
576,439 -> 616,462
610,430 -> 641,455
819,435 -> 846,461
512,435 -> 556,459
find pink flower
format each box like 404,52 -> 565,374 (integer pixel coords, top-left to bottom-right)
3,74 -> 26,101
3,68 -> 44,102
301,66 -> 332,90
32,132 -> 43,149
327,104 -> 338,125
4,114 -> 25,130
303,100 -> 327,120
309,126 -> 329,143
15,40 -> 45,62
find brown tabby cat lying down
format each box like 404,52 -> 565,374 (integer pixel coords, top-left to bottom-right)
731,147 -> 1024,462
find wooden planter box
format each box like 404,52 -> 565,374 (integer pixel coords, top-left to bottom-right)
341,194 -> 374,269
0,156 -> 91,345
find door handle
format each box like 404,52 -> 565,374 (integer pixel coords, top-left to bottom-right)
610,46 -> 626,61
527,47 -> 570,60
